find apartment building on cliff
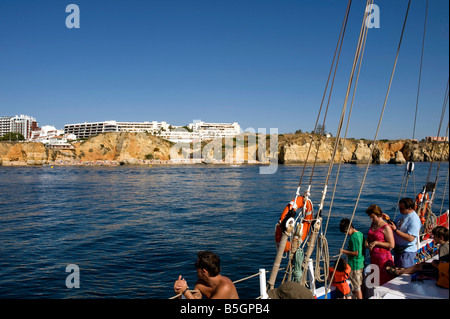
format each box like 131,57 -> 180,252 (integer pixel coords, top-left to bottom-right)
0,114 -> 39,140
64,120 -> 170,139
64,119 -> 241,143
188,120 -> 241,139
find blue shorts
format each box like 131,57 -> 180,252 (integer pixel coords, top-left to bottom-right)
394,251 -> 416,268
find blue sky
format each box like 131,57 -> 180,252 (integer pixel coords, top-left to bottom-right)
0,0 -> 448,140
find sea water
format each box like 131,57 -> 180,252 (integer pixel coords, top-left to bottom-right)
0,162 -> 448,298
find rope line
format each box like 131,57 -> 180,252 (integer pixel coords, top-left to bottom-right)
324,0 -> 370,236
297,0 -> 352,191
168,268 -> 285,299
412,0 -> 429,142
393,0 -> 429,220
426,79 -> 449,184
326,0 -> 412,297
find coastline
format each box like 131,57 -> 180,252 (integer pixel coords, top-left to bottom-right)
2,159 -> 449,167
0,132 -> 448,167
1,159 -> 269,167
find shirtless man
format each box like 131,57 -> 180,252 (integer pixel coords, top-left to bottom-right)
174,251 -> 239,299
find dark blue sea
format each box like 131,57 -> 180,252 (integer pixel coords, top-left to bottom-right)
0,162 -> 448,299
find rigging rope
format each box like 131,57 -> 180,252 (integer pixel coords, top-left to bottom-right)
305,0 -> 373,293
273,0 -> 353,291
393,0 -> 429,221
296,0 -> 352,192
412,0 -> 429,142
324,0 -> 370,236
426,79 -> 449,185
292,248 -> 304,283
314,234 -> 329,283
319,0 -> 373,222
327,0 -> 412,298
439,160 -> 449,215
424,121 -> 449,228
415,79 -> 449,232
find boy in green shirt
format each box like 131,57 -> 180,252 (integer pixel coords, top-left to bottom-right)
339,218 -> 365,299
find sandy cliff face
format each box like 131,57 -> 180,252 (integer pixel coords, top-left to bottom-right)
73,132 -> 174,164
0,142 -> 49,165
0,132 -> 448,166
278,134 -> 449,164
0,133 -> 175,165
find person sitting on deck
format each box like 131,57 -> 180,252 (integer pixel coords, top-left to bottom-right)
173,250 -> 239,299
386,226 -> 449,289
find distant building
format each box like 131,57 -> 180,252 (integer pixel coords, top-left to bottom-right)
64,120 -> 170,139
64,119 -> 241,143
30,125 -> 76,148
0,114 -> 39,140
30,125 -> 62,141
188,120 -> 241,139
158,129 -> 196,143
426,136 -> 448,142
43,136 -> 75,149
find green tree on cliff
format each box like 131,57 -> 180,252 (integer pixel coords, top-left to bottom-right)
0,132 -> 25,141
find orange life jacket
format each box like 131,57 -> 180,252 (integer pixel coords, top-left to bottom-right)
437,262 -> 449,289
329,264 -> 351,296
415,192 -> 429,225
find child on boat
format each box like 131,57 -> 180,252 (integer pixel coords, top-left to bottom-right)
339,218 -> 365,299
329,258 -> 352,299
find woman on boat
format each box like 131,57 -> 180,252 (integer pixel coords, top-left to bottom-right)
366,204 -> 395,285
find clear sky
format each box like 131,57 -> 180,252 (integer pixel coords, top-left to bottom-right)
0,0 -> 448,140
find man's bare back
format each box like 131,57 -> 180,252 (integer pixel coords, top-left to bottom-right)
194,274 -> 239,299
173,251 -> 239,299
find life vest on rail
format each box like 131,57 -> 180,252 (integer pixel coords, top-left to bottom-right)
415,192 -> 429,225
275,195 -> 313,253
329,264 -> 351,296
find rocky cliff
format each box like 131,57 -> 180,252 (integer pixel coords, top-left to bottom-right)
0,132 -> 448,166
278,134 -> 449,164
0,132 -> 175,166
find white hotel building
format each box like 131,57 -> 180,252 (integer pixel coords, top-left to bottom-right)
64,120 -> 170,139
0,114 -> 38,140
64,120 -> 241,143
188,120 -> 241,139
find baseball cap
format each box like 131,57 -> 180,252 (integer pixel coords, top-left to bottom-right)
267,281 -> 315,299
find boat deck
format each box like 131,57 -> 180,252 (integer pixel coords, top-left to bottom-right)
373,255 -> 449,299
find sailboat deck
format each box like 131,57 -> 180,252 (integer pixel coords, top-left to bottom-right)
373,255 -> 449,299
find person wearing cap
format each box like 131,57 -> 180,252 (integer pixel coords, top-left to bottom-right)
267,281 -> 315,299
